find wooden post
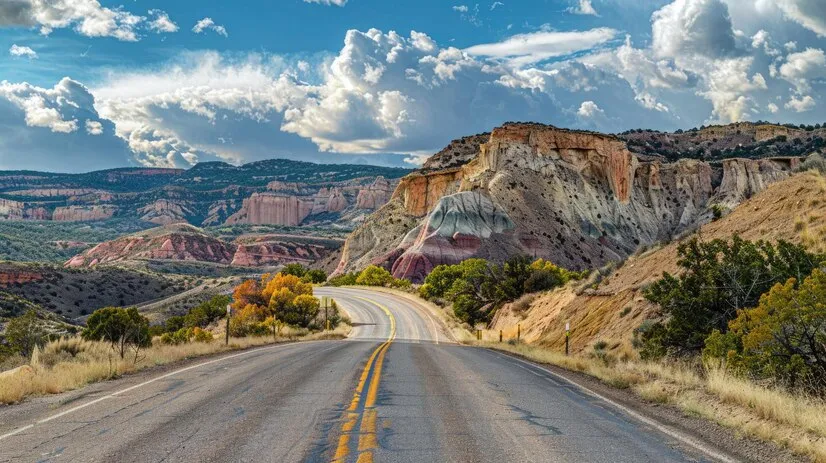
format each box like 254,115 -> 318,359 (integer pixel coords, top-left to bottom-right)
225,305 -> 231,346
499,330 -> 503,342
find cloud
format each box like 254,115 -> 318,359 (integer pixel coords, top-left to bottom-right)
303,0 -> 348,5
577,101 -> 604,117
0,0 -> 145,41
768,102 -> 779,113
778,48 -> 826,93
490,2 -> 505,11
785,94 -> 816,112
464,28 -> 619,66
193,17 -> 228,37
148,10 -> 178,33
9,44 -> 36,59
453,5 -> 469,12
652,0 -> 738,59
772,0 -> 826,37
0,78 -> 132,172
567,0 -> 598,16
85,120 -> 103,135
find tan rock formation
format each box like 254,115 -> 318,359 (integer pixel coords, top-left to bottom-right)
355,176 -> 393,209
52,205 -> 117,222
335,123 -> 801,282
225,193 -> 314,226
139,199 -> 191,225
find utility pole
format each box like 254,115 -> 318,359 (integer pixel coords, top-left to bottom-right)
565,321 -> 570,356
225,305 -> 232,346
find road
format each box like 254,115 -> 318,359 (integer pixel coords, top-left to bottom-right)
0,287 -> 723,462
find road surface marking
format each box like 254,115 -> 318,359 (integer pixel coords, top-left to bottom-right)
332,298 -> 395,463
487,349 -> 738,463
0,341 -> 317,442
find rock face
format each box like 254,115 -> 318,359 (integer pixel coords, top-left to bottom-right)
225,194 -> 314,226
0,268 -> 44,286
52,206 -> 117,222
0,199 -> 48,220
225,178 -> 400,226
336,123 -> 802,282
391,192 -> 517,279
139,199 -> 191,225
231,236 -> 343,267
355,177 -> 393,209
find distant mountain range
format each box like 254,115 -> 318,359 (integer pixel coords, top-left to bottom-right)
0,159 -> 412,227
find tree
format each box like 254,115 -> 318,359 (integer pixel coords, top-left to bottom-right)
4,310 -> 45,358
642,236 -> 823,357
280,294 -> 320,327
184,295 -> 230,329
83,307 -> 151,360
356,265 -> 394,287
705,269 -> 826,392
231,280 -> 267,312
302,269 -> 327,284
281,263 -> 308,278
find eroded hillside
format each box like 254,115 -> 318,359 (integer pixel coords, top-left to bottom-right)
335,122 -> 807,282
490,172 -> 826,354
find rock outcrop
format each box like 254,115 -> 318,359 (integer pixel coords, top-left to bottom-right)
355,177 -> 393,209
139,199 -> 191,225
52,206 -> 117,222
0,199 -> 48,220
0,267 -> 44,286
335,123 -> 802,282
225,194 -> 314,226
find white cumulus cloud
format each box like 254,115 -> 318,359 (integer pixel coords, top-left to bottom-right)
0,0 -> 146,41
193,17 -> 228,37
9,44 -> 36,58
147,9 -> 178,33
464,28 -> 618,66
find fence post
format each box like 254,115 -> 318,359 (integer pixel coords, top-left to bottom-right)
499,330 -> 503,342
517,324 -> 521,342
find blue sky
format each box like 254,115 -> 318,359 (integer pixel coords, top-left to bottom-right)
1,0 -> 826,172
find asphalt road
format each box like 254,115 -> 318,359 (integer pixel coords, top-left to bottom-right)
0,288 -> 723,463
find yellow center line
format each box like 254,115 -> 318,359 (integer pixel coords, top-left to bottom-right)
331,297 -> 396,463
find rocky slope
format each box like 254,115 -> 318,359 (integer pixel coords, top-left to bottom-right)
335,123 -> 808,282
0,160 -> 409,229
490,171 -> 826,354
64,224 -> 342,269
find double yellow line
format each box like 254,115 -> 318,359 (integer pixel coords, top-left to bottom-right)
332,298 -> 396,463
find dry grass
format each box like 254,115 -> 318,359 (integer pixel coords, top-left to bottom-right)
0,326 -> 348,405
473,341 -> 826,462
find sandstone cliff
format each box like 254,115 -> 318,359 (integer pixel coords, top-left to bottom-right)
335,123 -> 802,282
52,205 -> 117,222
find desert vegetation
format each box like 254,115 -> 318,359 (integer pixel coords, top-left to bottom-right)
419,256 -> 585,325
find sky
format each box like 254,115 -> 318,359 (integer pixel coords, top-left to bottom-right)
1,0 -> 826,172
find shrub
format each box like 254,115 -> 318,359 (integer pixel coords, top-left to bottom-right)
281,263 -> 308,278
356,265 -> 394,287
82,307 -> 151,359
642,236 -> 823,358
327,272 -> 358,287
302,269 -> 327,284
279,294 -> 320,327
704,269 -> 826,392
4,310 -> 45,358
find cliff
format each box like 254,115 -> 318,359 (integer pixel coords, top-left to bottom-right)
335,123 -> 802,282
52,205 -> 117,222
225,194 -> 314,226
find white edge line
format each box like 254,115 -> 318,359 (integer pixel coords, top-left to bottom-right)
487,349 -> 738,463
0,341 -> 316,441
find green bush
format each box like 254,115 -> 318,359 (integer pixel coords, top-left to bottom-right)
302,269 -> 328,284
4,310 -> 45,358
704,269 -> 826,392
641,236 -> 823,358
355,265 -> 394,287
327,272 -> 358,287
82,307 -> 151,359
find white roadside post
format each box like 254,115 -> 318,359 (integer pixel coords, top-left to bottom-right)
565,321 -> 571,356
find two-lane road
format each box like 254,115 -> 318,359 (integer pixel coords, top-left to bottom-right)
0,288 -> 725,462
